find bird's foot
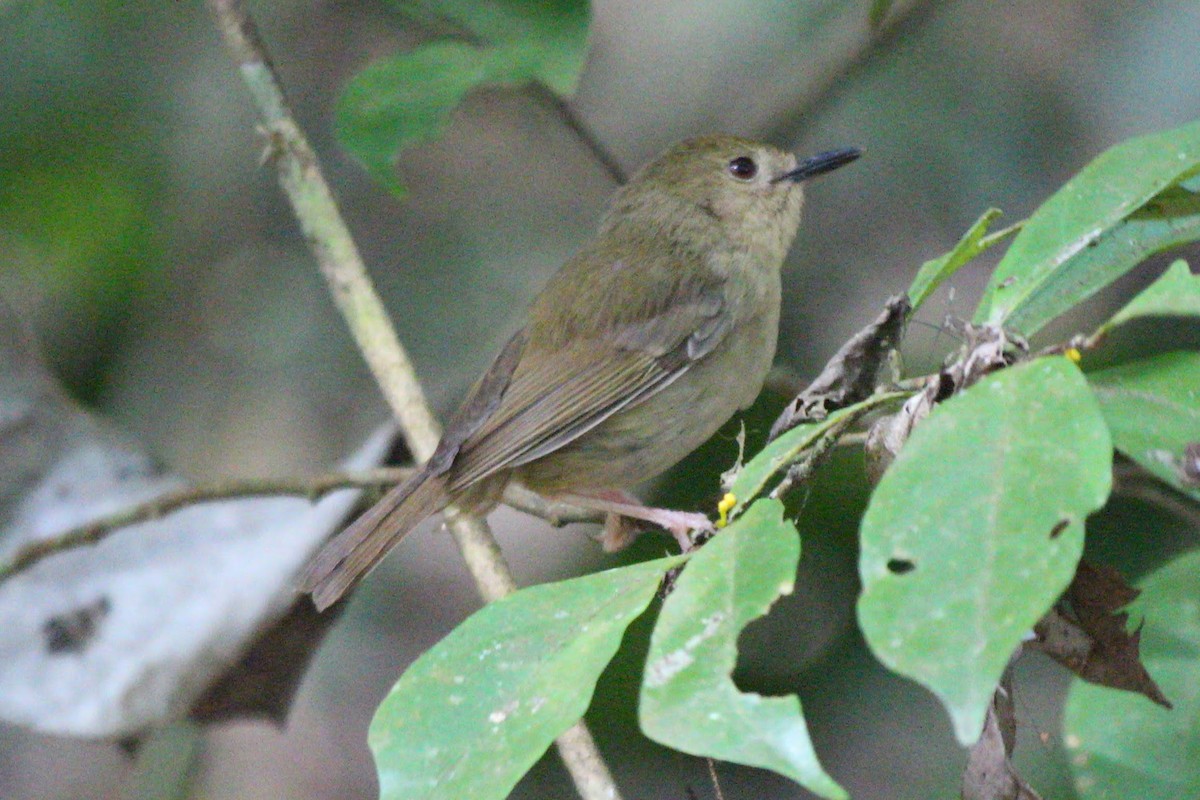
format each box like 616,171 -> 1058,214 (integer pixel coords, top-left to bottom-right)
556,490 -> 714,552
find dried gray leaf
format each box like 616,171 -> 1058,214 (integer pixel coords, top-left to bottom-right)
769,294 -> 909,439
863,321 -> 1026,484
863,375 -> 943,484
0,301 -> 391,738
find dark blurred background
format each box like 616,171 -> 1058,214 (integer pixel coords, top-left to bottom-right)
2,0 -> 1198,798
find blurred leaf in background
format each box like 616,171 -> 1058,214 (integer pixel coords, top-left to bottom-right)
337,0 -> 592,193
0,0 -> 168,401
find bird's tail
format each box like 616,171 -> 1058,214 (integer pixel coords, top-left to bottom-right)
301,469 -> 452,610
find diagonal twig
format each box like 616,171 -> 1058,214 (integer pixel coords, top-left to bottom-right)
206,2 -> 622,797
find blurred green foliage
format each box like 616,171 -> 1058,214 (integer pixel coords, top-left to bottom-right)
0,1 -> 170,400
337,0 -> 591,193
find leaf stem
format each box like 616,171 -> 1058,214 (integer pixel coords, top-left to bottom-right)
977,219 -> 1026,249
1112,461 -> 1200,533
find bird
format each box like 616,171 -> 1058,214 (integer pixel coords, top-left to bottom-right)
301,135 -> 861,610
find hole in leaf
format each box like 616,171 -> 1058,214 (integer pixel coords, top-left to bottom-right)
1050,518 -> 1070,539
886,558 -> 915,575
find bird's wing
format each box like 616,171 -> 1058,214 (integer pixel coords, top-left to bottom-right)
443,278 -> 731,491
423,328 -> 528,477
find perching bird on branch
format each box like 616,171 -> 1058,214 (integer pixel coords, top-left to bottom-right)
302,135 -> 860,610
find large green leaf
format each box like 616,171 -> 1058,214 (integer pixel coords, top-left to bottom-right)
906,208 -> 1008,312
639,499 -> 846,800
1088,351 -> 1200,499
1006,183 -> 1200,335
370,554 -> 680,800
1064,549 -> 1200,800
338,0 -> 591,193
976,120 -> 1200,333
858,357 -> 1113,743
1100,259 -> 1200,333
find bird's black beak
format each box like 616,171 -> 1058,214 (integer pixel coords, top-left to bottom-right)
772,147 -> 862,183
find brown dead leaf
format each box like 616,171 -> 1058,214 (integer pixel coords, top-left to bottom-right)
769,294 -> 909,439
1031,560 -> 1171,708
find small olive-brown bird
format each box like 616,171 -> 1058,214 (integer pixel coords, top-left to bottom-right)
302,135 -> 860,610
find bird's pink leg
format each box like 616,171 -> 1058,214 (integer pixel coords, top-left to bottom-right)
556,489 -> 713,552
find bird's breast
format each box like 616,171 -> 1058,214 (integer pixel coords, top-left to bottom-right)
520,265 -> 781,495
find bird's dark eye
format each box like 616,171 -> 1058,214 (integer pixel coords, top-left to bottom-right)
727,156 -> 758,180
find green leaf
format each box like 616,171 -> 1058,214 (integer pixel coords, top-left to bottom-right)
906,208 -> 1009,312
639,499 -> 846,800
976,120 -> 1200,333
337,0 -> 591,193
370,554 -> 681,800
729,392 -> 907,512
858,357 -> 1113,743
1006,183 -> 1200,335
1088,351 -> 1200,499
1064,549 -> 1200,800
1100,259 -> 1200,333
868,0 -> 895,28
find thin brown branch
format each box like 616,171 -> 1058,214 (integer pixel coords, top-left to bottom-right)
205,3 -> 622,797
0,469 -> 408,582
503,484 -> 605,527
0,469 -> 605,582
769,409 -> 864,501
530,83 -> 627,185
706,758 -> 726,800
762,0 -> 945,144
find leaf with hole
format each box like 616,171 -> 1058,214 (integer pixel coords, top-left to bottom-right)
337,0 -> 591,193
1088,350 -> 1200,499
1064,549 -> 1200,800
976,120 -> 1200,334
1006,183 -> 1200,336
370,554 -> 681,800
639,499 -> 846,800
858,357 -> 1113,743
